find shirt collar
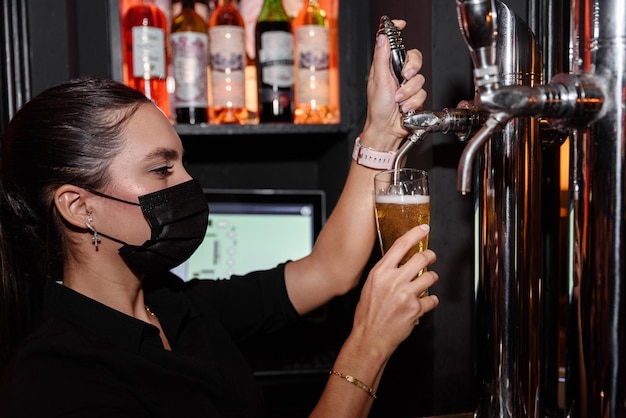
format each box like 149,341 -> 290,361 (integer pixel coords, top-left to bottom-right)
44,281 -> 160,352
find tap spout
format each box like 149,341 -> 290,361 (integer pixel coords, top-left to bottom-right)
393,130 -> 430,172
457,112 -> 510,194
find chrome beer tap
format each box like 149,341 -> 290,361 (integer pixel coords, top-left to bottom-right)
455,0 -> 605,194
379,16 -> 488,170
454,1 -> 626,417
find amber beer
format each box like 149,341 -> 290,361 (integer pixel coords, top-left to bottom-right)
375,194 -> 431,265
374,168 -> 430,288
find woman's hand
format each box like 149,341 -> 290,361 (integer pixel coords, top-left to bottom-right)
350,225 -> 439,356
361,19 -> 427,150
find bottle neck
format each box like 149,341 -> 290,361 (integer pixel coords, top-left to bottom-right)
259,0 -> 287,20
182,0 -> 195,10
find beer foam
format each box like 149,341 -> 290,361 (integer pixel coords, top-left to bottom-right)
375,194 -> 430,204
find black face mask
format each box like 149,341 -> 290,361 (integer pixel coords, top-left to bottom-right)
87,179 -> 209,276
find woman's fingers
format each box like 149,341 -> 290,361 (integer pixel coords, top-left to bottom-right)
379,225 -> 432,270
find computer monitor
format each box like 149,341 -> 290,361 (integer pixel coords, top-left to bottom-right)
172,188 -> 326,281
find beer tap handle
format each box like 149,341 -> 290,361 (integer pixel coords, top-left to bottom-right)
378,15 -> 407,85
377,16 -> 425,170
456,0 -> 499,91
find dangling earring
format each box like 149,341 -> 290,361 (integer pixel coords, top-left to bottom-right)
85,211 -> 101,250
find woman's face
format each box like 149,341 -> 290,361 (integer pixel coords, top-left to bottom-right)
90,103 -> 192,246
108,103 -> 191,196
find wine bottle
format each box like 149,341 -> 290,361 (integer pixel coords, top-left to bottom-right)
171,0 -> 211,22
255,0 -> 294,123
171,0 -> 209,124
122,0 -> 171,119
293,0 -> 330,124
209,0 -> 248,124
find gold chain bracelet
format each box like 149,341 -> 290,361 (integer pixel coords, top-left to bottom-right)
329,370 -> 377,399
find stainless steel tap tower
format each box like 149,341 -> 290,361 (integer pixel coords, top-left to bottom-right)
452,0 -> 625,417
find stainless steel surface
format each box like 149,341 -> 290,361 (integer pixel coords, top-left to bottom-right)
456,0 -> 499,89
454,0 -> 626,416
456,111 -> 509,195
566,1 -> 626,417
463,3 -> 545,417
402,105 -> 488,141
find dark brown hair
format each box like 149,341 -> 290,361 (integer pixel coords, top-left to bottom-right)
0,77 -> 151,372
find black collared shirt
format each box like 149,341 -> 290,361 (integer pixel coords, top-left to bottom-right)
0,265 -> 300,417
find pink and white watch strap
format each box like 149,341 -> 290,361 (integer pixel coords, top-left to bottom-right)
352,137 -> 397,170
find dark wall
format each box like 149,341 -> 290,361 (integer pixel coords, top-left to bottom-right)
27,0 -> 115,95
370,1 -> 477,416
429,2 -> 476,414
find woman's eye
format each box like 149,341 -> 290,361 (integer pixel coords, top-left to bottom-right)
152,165 -> 174,176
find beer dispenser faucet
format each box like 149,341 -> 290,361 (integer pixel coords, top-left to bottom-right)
378,16 -> 487,171
455,0 -> 605,194
378,15 -> 425,171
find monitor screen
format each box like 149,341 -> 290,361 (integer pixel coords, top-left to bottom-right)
172,188 -> 326,281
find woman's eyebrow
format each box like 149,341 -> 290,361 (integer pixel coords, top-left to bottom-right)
143,147 -> 179,161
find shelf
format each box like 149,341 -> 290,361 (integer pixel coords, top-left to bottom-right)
176,123 -> 348,163
174,122 -> 346,137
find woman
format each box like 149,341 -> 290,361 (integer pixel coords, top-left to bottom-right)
0,21 -> 438,417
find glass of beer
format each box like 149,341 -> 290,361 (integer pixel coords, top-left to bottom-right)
374,168 -> 430,279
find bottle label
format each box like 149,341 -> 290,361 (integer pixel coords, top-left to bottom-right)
295,25 -> 330,104
259,31 -> 294,88
132,26 -> 166,79
171,31 -> 209,107
209,26 -> 246,108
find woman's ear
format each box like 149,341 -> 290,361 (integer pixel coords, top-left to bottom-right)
54,185 -> 90,229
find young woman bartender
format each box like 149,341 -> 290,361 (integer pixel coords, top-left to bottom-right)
0,19 -> 438,418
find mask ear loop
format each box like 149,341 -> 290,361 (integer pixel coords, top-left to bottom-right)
85,211 -> 101,250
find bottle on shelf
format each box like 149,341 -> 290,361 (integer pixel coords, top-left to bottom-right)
208,0 -> 248,124
122,0 -> 171,119
171,0 -> 210,124
293,0 -> 330,124
171,0 -> 211,22
255,0 -> 294,123
238,0 -> 262,123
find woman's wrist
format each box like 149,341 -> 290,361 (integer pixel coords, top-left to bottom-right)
352,137 -> 397,170
341,330 -> 391,367
359,127 -> 405,152
330,332 -> 390,400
